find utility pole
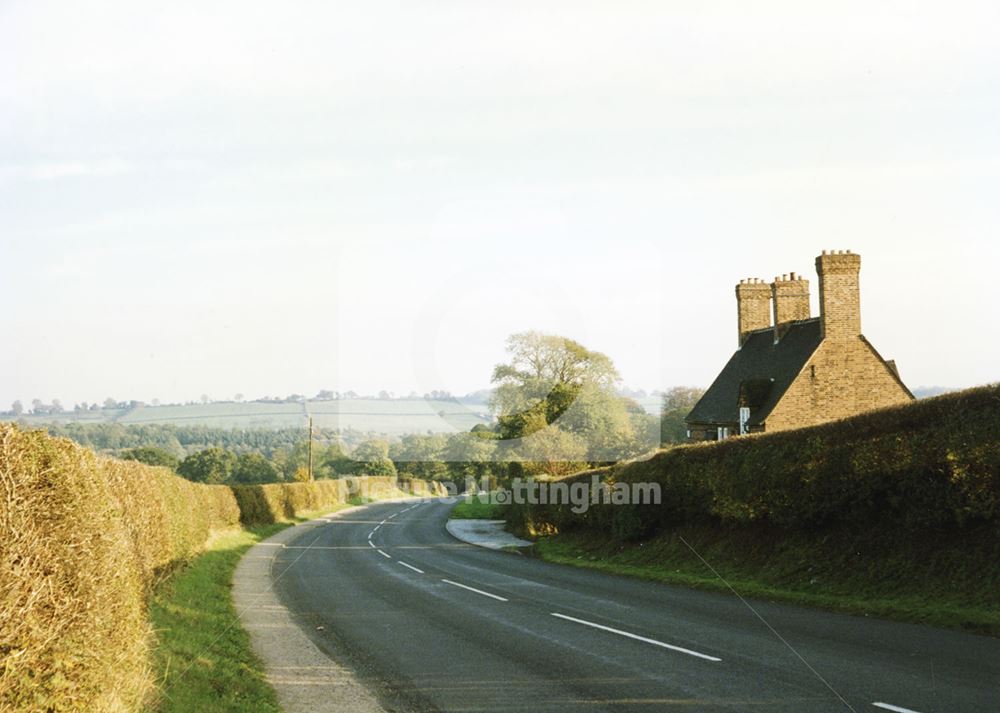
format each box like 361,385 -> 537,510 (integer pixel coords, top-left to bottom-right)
308,416 -> 314,481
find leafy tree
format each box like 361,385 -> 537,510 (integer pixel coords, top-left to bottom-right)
491,332 -> 618,439
317,442 -> 354,477
103,398 -> 117,410
11,401 -> 22,417
390,434 -> 448,479
660,386 -> 706,445
358,458 -> 396,476
353,439 -> 396,476
232,452 -> 279,484
490,332 -> 654,464
120,446 -> 180,469
443,431 -> 498,482
177,448 -> 237,484
516,418 -> 589,477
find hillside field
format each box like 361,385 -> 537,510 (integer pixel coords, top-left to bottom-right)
8,398 -> 494,434
6,396 -> 664,435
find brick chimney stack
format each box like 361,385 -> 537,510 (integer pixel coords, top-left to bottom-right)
816,250 -> 862,340
771,272 -> 810,341
735,278 -> 771,347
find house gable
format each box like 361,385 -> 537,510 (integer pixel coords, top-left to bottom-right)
765,335 -> 914,431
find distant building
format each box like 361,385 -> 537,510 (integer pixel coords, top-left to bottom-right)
686,250 -> 913,441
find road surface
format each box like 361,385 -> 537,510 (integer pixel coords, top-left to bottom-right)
272,499 -> 999,712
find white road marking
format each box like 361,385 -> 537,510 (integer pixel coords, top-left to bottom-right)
388,513 -> 397,519
873,703 -> 922,713
367,539 -> 375,548
398,561 -> 425,574
377,550 -> 392,559
550,612 -> 721,662
441,579 -> 509,602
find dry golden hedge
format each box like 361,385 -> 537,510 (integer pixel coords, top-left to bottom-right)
0,425 -> 239,712
0,424 -> 446,711
232,475 -> 447,525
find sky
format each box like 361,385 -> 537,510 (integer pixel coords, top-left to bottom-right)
2,1 -> 999,408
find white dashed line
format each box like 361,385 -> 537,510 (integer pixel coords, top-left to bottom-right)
367,539 -> 375,548
550,612 -> 721,662
377,549 -> 392,559
873,703 -> 922,713
398,561 -> 424,574
441,579 -> 508,602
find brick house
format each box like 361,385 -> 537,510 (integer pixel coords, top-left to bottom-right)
686,250 -> 913,441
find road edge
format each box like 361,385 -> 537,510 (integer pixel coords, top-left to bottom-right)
232,507 -> 386,713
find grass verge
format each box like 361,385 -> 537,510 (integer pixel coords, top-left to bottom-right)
148,498 -> 409,711
532,523 -> 1000,636
149,524 -> 288,712
449,495 -> 506,519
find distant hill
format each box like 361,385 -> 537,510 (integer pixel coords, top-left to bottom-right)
5,398 -> 493,435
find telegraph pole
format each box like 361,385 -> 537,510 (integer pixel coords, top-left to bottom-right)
308,416 -> 314,481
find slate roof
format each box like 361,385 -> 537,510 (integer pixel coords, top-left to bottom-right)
686,318 -> 823,427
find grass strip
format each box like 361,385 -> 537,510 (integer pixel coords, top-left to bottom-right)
148,524 -> 288,712
532,524 -> 1000,636
148,498 -> 410,711
449,495 -> 506,520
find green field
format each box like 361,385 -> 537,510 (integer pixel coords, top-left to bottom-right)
9,398 -> 494,434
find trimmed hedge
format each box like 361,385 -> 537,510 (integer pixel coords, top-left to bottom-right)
232,476 -> 446,526
0,426 -> 240,711
509,384 -> 1000,540
0,425 -> 445,712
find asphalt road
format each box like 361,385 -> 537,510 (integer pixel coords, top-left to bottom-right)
273,500 -> 999,712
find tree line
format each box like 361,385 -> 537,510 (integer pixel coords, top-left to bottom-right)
18,332 -> 703,486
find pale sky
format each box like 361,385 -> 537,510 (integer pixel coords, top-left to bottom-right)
3,1 -> 999,408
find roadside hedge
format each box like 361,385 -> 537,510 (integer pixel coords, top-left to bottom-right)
232,476 -> 446,525
509,384 -> 1000,540
0,425 -> 444,712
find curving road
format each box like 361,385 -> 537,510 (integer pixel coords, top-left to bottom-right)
272,499 -> 999,712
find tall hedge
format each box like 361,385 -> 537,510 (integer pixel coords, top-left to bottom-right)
0,426 -> 240,711
0,425 -> 446,711
508,384 -> 1000,540
232,476 -> 446,526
